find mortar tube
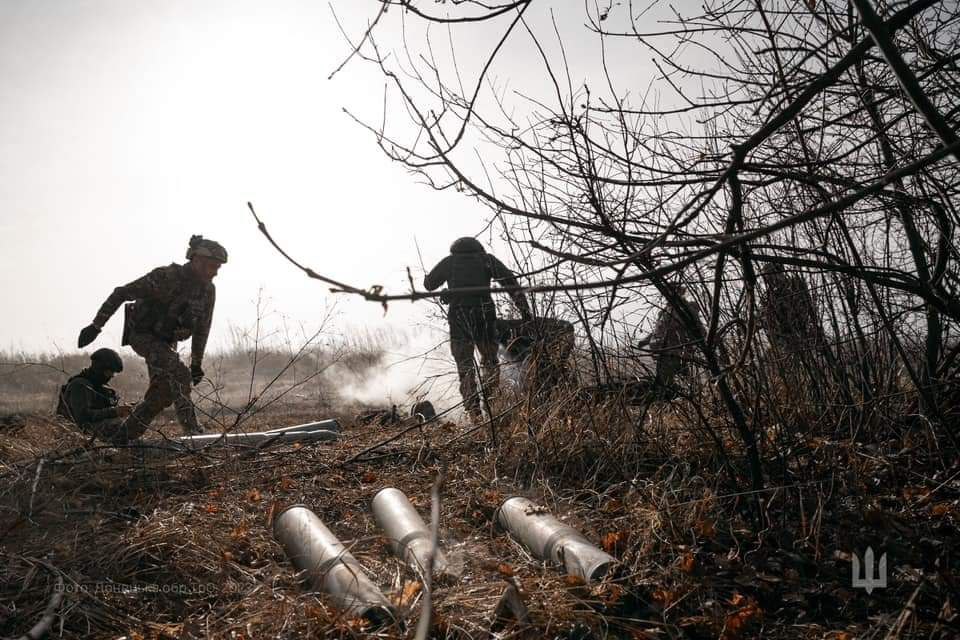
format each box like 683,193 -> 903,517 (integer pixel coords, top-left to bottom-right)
273,505 -> 396,628
496,496 -> 617,582
176,429 -> 339,446
262,419 -> 341,434
371,488 -> 450,579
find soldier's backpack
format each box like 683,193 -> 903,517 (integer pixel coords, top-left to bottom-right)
55,375 -> 81,422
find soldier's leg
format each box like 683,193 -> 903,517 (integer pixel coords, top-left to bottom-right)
475,305 -> 501,414
477,339 -> 501,409
450,338 -> 481,420
122,334 -> 179,434
169,359 -> 201,433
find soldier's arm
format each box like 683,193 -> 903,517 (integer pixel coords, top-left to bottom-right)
488,256 -> 531,318
191,284 -> 216,367
67,381 -> 118,423
422,257 -> 451,291
91,266 -> 174,329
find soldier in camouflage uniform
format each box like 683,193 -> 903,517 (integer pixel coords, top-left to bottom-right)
638,284 -> 705,398
57,348 -> 138,444
424,237 -> 532,422
77,235 -> 227,437
759,263 -> 826,355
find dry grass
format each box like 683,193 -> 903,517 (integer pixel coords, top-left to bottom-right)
2,336 -> 959,639
2,392 -> 958,639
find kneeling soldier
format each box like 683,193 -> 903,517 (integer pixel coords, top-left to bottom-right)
57,348 -> 138,443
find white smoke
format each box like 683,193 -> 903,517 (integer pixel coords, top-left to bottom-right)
335,325 -> 462,413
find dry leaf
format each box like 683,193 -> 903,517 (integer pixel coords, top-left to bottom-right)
481,489 -> 503,505
204,504 -> 219,514
680,552 -> 697,574
394,580 -> 422,607
246,488 -> 262,503
361,471 -> 378,483
222,551 -> 234,562
694,518 -> 716,538
602,531 -> 625,554
592,583 -> 624,606
305,604 -> 327,620
723,594 -> 762,639
563,574 -> 587,587
278,477 -> 296,492
930,502 -> 953,516
497,563 -> 515,577
652,588 -> 675,608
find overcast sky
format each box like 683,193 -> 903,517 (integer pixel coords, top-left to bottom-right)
1,1 -> 677,362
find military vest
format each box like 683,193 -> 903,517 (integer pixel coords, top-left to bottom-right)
446,252 -> 494,307
56,374 -> 118,423
124,265 -> 209,344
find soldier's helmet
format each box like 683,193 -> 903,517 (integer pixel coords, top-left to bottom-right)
90,348 -> 124,373
450,236 -> 485,254
186,235 -> 228,264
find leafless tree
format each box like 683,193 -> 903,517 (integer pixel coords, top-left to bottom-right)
327,0 -> 960,496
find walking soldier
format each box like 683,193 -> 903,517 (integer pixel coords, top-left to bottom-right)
424,237 -> 532,423
76,235 -> 227,437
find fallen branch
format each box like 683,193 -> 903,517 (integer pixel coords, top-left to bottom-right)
17,559 -> 64,640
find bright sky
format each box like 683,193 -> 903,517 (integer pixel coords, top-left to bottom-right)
0,1 -> 675,359
1,1 -> 473,354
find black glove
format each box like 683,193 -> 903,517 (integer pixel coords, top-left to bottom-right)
190,364 -> 204,386
78,324 -> 101,348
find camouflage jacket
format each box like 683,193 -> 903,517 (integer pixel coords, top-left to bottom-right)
424,251 -> 530,316
649,293 -> 704,357
760,273 -> 825,351
92,263 -> 215,366
58,371 -> 119,425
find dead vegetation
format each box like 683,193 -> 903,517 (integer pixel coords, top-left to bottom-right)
5,0 -> 960,637
2,377 -> 959,639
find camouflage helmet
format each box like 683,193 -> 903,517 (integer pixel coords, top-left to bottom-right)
186,235 -> 228,263
90,347 -> 123,373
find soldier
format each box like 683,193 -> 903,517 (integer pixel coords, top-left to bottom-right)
76,235 -> 227,437
57,348 -> 138,443
424,237 -> 532,423
759,263 -> 826,355
637,284 -> 705,398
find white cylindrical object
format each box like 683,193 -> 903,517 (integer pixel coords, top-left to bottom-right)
497,497 -> 616,582
263,419 -> 341,434
177,429 -> 338,446
273,505 -> 395,627
371,488 -> 449,578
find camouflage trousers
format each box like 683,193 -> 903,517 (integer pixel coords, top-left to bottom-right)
78,417 -> 146,445
450,338 -> 500,420
121,332 -> 200,435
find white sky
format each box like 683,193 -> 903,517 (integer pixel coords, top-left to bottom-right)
0,1 -> 680,357
1,1 -> 481,354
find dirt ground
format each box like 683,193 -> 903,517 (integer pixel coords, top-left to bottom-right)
2,404 -> 958,639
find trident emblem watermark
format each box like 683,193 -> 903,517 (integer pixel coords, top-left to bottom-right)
851,547 -> 887,593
